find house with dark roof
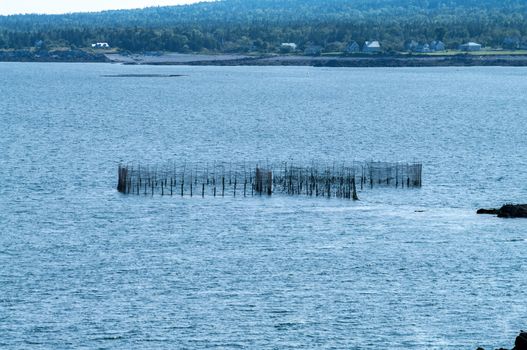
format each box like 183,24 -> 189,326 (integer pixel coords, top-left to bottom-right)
430,41 -> 446,51
346,41 -> 360,53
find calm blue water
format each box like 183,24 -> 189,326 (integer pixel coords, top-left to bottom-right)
0,63 -> 526,349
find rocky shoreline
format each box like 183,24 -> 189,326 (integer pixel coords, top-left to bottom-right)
2,50 -> 527,67
0,49 -> 109,62
109,52 -> 527,67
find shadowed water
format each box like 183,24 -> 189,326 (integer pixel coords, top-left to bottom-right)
0,63 -> 526,349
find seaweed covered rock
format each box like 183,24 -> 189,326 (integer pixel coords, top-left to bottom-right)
514,331 -> 527,350
498,205 -> 527,218
477,208 -> 499,215
477,204 -> 527,218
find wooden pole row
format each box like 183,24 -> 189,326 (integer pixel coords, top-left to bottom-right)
117,161 -> 423,198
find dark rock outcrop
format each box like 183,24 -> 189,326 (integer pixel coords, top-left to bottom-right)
477,208 -> 499,215
477,330 -> 527,350
477,204 -> 527,218
515,331 -> 527,350
498,205 -> 527,218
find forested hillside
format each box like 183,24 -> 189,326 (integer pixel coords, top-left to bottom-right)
0,0 -> 526,53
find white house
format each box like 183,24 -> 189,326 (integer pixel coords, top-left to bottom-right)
280,43 -> 297,51
415,43 -> 431,53
91,42 -> 110,49
363,41 -> 382,53
459,42 -> 482,51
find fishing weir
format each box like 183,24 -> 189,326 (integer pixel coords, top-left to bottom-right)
117,161 -> 422,200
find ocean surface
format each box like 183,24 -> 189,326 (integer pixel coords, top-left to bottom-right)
1,63 -> 526,349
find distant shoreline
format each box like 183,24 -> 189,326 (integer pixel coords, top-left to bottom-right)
2,50 -> 527,67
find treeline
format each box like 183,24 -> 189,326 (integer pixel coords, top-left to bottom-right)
0,0 -> 526,52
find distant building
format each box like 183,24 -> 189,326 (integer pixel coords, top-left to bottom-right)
459,42 -> 482,51
280,43 -> 297,51
304,45 -> 322,56
91,42 -> 110,49
345,41 -> 360,53
404,40 -> 419,52
430,40 -> 446,51
406,40 -> 445,53
503,37 -> 520,50
34,40 -> 44,48
363,41 -> 382,53
415,43 -> 431,53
